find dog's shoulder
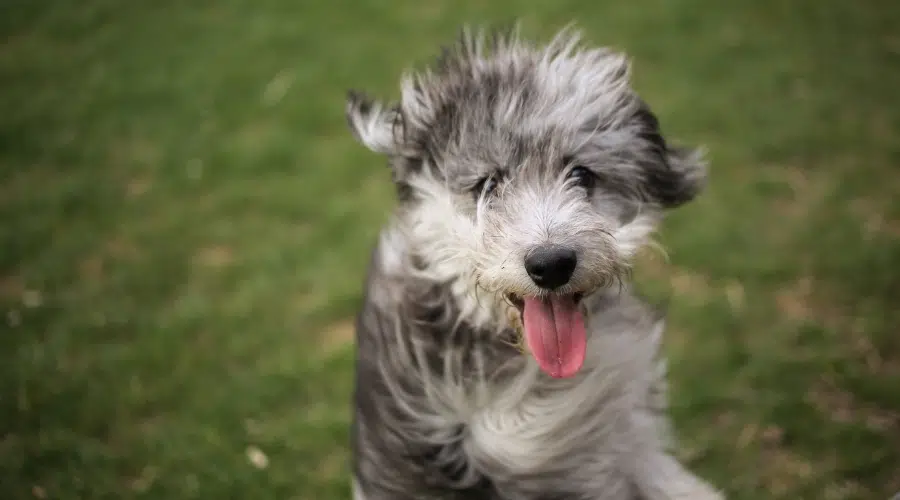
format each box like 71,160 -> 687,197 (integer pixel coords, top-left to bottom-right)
352,234 -> 519,498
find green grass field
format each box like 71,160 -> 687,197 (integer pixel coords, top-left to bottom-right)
2,0 -> 899,498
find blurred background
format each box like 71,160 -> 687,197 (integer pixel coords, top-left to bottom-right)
1,0 -> 898,498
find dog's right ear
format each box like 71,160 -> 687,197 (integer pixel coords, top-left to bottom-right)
346,90 -> 401,156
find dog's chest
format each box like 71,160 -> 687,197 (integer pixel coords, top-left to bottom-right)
419,361 -> 633,495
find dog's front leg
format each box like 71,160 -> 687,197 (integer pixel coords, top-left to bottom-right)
629,450 -> 724,500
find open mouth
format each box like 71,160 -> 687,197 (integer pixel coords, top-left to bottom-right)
506,292 -> 587,379
506,292 -> 585,313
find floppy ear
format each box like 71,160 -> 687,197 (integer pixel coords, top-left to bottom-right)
660,145 -> 707,207
632,102 -> 708,208
345,90 -> 401,155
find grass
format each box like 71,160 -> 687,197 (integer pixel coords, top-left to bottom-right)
1,0 -> 899,498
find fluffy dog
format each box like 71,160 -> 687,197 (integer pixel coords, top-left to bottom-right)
345,25 -> 724,500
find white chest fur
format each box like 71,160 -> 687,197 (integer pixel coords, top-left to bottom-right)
464,329 -> 655,473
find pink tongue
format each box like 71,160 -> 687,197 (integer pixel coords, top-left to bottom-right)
522,295 -> 587,378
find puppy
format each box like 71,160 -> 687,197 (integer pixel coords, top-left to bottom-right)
345,25 -> 723,500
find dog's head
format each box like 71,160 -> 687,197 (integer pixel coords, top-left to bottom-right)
346,26 -> 706,378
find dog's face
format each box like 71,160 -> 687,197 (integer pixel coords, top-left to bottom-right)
346,28 -> 706,378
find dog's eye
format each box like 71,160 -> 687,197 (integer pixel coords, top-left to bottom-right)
473,175 -> 500,200
567,166 -> 596,189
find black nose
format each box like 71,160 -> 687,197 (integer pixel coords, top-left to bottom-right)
524,245 -> 577,290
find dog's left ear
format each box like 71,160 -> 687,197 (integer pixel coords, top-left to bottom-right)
655,145 -> 707,208
633,103 -> 707,208
345,90 -> 401,156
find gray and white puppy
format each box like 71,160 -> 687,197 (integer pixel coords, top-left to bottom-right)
345,25 -> 724,500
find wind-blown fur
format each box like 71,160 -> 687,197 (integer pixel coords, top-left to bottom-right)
346,25 -> 723,499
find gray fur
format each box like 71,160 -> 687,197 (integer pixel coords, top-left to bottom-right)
346,25 -> 723,499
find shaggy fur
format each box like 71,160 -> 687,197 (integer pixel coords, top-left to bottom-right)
345,25 -> 724,499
